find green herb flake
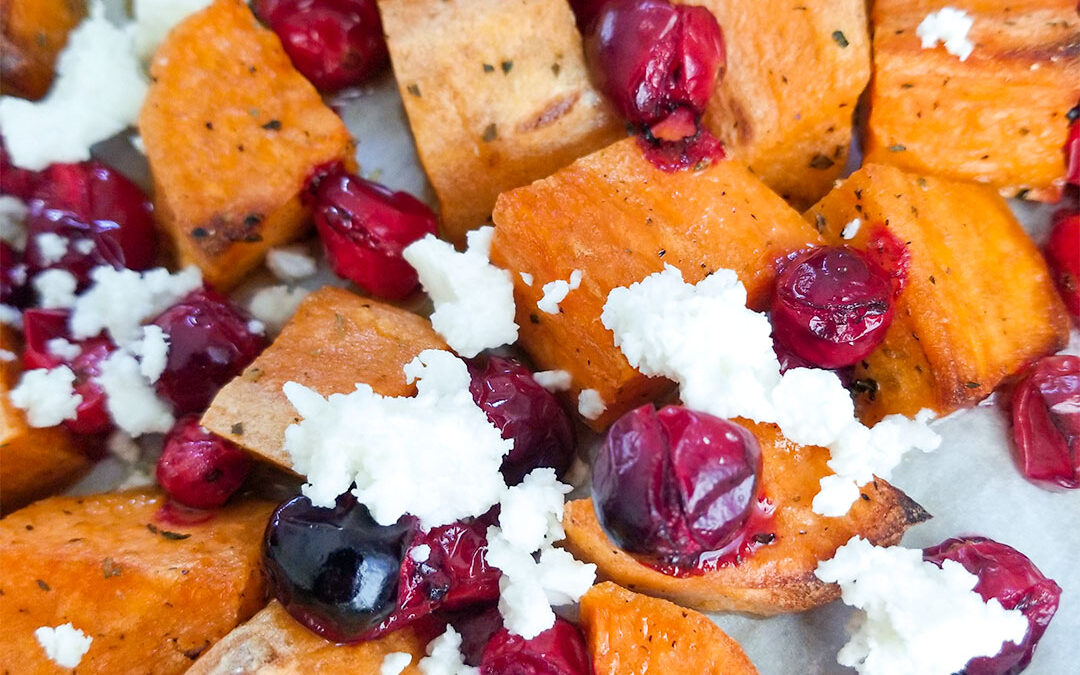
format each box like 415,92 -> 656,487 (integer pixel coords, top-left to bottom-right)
36,579 -> 50,591
965,381 -> 982,389
406,83 -> 421,97
103,557 -> 122,578
501,60 -> 514,74
146,523 -> 191,541
832,30 -> 849,47
888,144 -> 907,152
551,62 -> 561,76
482,63 -> 495,73
231,422 -> 244,436
481,123 -> 498,143
261,119 -> 282,131
809,154 -> 835,170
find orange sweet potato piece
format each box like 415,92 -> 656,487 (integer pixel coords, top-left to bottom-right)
580,582 -> 759,675
202,287 -> 447,468
0,0 -> 85,100
805,163 -> 1070,424
866,0 -> 1080,200
562,420 -> 928,615
378,0 -> 624,244
689,0 -> 871,208
490,137 -> 821,430
139,0 -> 355,290
0,490 -> 274,674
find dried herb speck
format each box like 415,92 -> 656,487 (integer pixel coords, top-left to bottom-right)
147,523 -> 192,541
231,422 -> 244,436
481,123 -> 498,142
832,30 -> 849,47
261,119 -> 282,131
809,154 -> 835,169
482,63 -> 495,73
501,60 -> 514,74
551,62 -> 561,76
103,557 -> 122,578
191,227 -> 209,239
888,144 -> 907,152
965,381 -> 982,389
36,579 -> 50,591
406,83 -> 421,97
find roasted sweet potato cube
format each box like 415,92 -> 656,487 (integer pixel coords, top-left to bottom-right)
378,0 -> 624,244
688,0 -> 871,208
0,490 -> 274,674
0,0 -> 85,100
866,0 -> 1080,200
202,287 -> 447,468
806,163 -> 1070,424
139,0 -> 355,290
580,582 -> 759,675
490,137 -> 821,430
562,420 -> 928,615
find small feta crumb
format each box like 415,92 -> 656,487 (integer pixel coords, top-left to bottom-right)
33,269 -> 79,309
73,239 -> 96,255
8,263 -> 27,287
9,367 -> 82,427
537,269 -> 583,314
35,233 -> 70,265
533,369 -> 572,393
842,218 -> 862,240
247,319 -> 266,335
409,544 -> 431,563
519,271 -> 534,286
0,195 -> 29,250
128,324 -> 170,383
0,349 -> 15,362
247,285 -> 309,335
71,266 -> 202,344
916,7 -> 974,61
0,304 -> 22,328
34,623 -> 93,669
129,133 -> 146,155
46,338 -> 81,361
134,0 -> 214,60
419,627 -> 478,675
381,651 -> 414,675
577,388 -> 605,421
96,349 -> 174,435
772,368 -> 854,447
265,245 -> 318,282
106,429 -> 142,463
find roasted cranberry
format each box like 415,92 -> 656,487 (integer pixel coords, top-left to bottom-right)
305,165 -> 438,300
568,0 -> 608,31
151,288 -> 266,415
638,124 -> 725,172
1045,208 -> 1079,320
480,617 -> 593,675
592,405 -> 761,565
254,0 -> 388,91
450,605 -> 505,666
157,416 -> 253,509
264,493 -> 413,642
771,246 -> 895,369
1010,355 -> 1079,489
1065,114 -> 1079,187
923,537 -> 1061,675
0,242 -> 29,307
0,138 -> 39,199
467,355 -> 576,485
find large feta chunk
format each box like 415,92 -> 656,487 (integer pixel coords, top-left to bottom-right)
34,623 -> 93,669
70,266 -> 202,345
9,367 -> 82,427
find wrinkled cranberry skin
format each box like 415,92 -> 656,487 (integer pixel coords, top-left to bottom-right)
924,537 -> 1061,675
151,288 -> 266,415
156,416 -> 253,509
480,617 -> 593,675
0,242 -> 29,307
1045,209 -> 1079,320
1065,116 -> 1079,186
771,246 -> 895,369
593,405 -> 762,565
1010,355 -> 1080,489
254,0 -> 387,91
467,355 -> 576,485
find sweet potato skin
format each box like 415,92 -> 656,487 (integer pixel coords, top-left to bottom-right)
139,0 -> 355,290
0,0 -> 85,100
0,490 -> 274,674
562,421 -> 929,615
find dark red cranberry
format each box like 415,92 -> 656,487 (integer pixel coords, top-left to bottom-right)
450,605 -> 505,667
0,138 -> 39,199
157,416 -> 253,509
254,0 -> 388,91
923,537 -> 1061,675
480,617 -> 593,675
305,165 -> 438,300
1010,355 -> 1079,489
264,493 -> 413,642
592,405 -> 761,565
0,242 -> 29,307
1045,208 -> 1079,320
637,124 -> 725,172
151,288 -> 266,415
771,246 -> 895,369
467,355 -> 576,485
1065,113 -> 1079,187
568,0 -> 608,31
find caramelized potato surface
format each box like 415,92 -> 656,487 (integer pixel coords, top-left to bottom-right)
0,0 -> 85,100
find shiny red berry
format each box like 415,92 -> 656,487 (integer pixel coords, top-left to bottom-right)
157,416 -> 253,509
0,138 -> 39,199
1065,113 -> 1079,187
1010,354 -> 1079,490
1045,208 -> 1079,320
480,617 -> 593,675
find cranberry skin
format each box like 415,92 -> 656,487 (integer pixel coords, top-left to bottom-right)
0,242 -> 29,307
157,416 -> 253,509
1010,355 -> 1080,489
1065,116 -> 1079,187
568,0 -> 608,31
864,225 -> 911,298
923,537 -> 1061,675
254,0 -> 387,91
593,405 -> 761,565
1045,209 -> 1079,320
467,355 -> 576,485
151,288 -> 266,415
264,493 -> 412,642
0,139 -> 39,199
480,617 -> 593,675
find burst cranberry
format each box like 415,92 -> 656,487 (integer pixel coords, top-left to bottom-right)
0,242 -> 29,307
467,355 -> 576,485
1045,208 -> 1079,320
593,405 -> 761,565
157,416 -> 253,509
0,138 -> 39,199
1010,355 -> 1079,489
1065,113 -> 1079,186
305,165 -> 437,300
771,246 -> 895,369
151,288 -> 266,415
480,617 -> 593,675
254,0 -> 388,91
568,0 -> 608,31
923,537 -> 1061,675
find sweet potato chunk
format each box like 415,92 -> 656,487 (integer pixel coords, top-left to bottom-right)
866,0 -> 1080,200
580,582 -> 759,675
139,0 -> 355,290
378,0 -> 624,244
202,287 -> 447,468
0,0 -> 85,100
688,0 -> 870,208
806,163 -> 1070,424
490,138 -> 821,430
0,490 -> 274,674
562,420 -> 928,615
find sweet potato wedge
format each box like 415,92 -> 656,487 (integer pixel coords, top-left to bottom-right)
202,287 -> 447,469
0,490 -> 274,674
562,420 -> 929,615
866,0 -> 1080,201
139,0 -> 355,290
580,582 -> 759,675
0,0 -> 85,100
378,0 -> 624,244
687,0 -> 870,208
806,163 -> 1070,424
490,137 -> 821,430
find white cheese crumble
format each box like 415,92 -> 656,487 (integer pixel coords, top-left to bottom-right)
842,218 -> 862,240
265,245 -> 318,282
419,627 -> 478,675
409,544 -> 431,563
0,304 -> 22,328
533,369 -> 572,393
46,338 -> 81,362
403,227 -> 518,358
128,325 -> 170,383
815,537 -> 1028,675
519,271 -> 534,286
916,8 -> 974,61
247,319 -> 266,335
381,651 -> 414,675
71,266 -> 202,344
34,623 -> 93,669
537,269 -> 583,314
576,388 -> 606,421
133,0 -> 213,61
33,269 -> 79,309
9,367 -> 82,427
96,348 -> 175,435
0,196 -> 29,250
247,285 -> 309,335
73,239 -> 96,255
35,233 -> 70,265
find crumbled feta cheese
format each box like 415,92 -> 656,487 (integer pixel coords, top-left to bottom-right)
771,368 -> 854,447
247,319 -> 266,335
842,218 -> 862,240
537,269 -> 583,314
419,627 -> 478,675
403,227 -> 518,358
0,1 -> 148,170
128,325 -> 170,383
381,651 -> 414,675
133,0 -> 213,60
409,544 -> 431,563
71,266 -> 202,344
0,196 -> 28,250
577,388 -> 605,421
916,7 -> 974,61
815,537 -> 1028,675
34,623 -> 93,669
519,271 -> 534,286
265,245 -> 318,282
8,263 -> 27,287
46,338 -> 81,361
9,367 -> 82,427
35,233 -> 70,265
0,349 -> 15,362
533,369 -> 572,393
73,239 -> 96,255
0,304 -> 22,328
247,285 -> 309,335
106,429 -> 142,463
33,269 -> 78,309
96,349 -> 174,435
